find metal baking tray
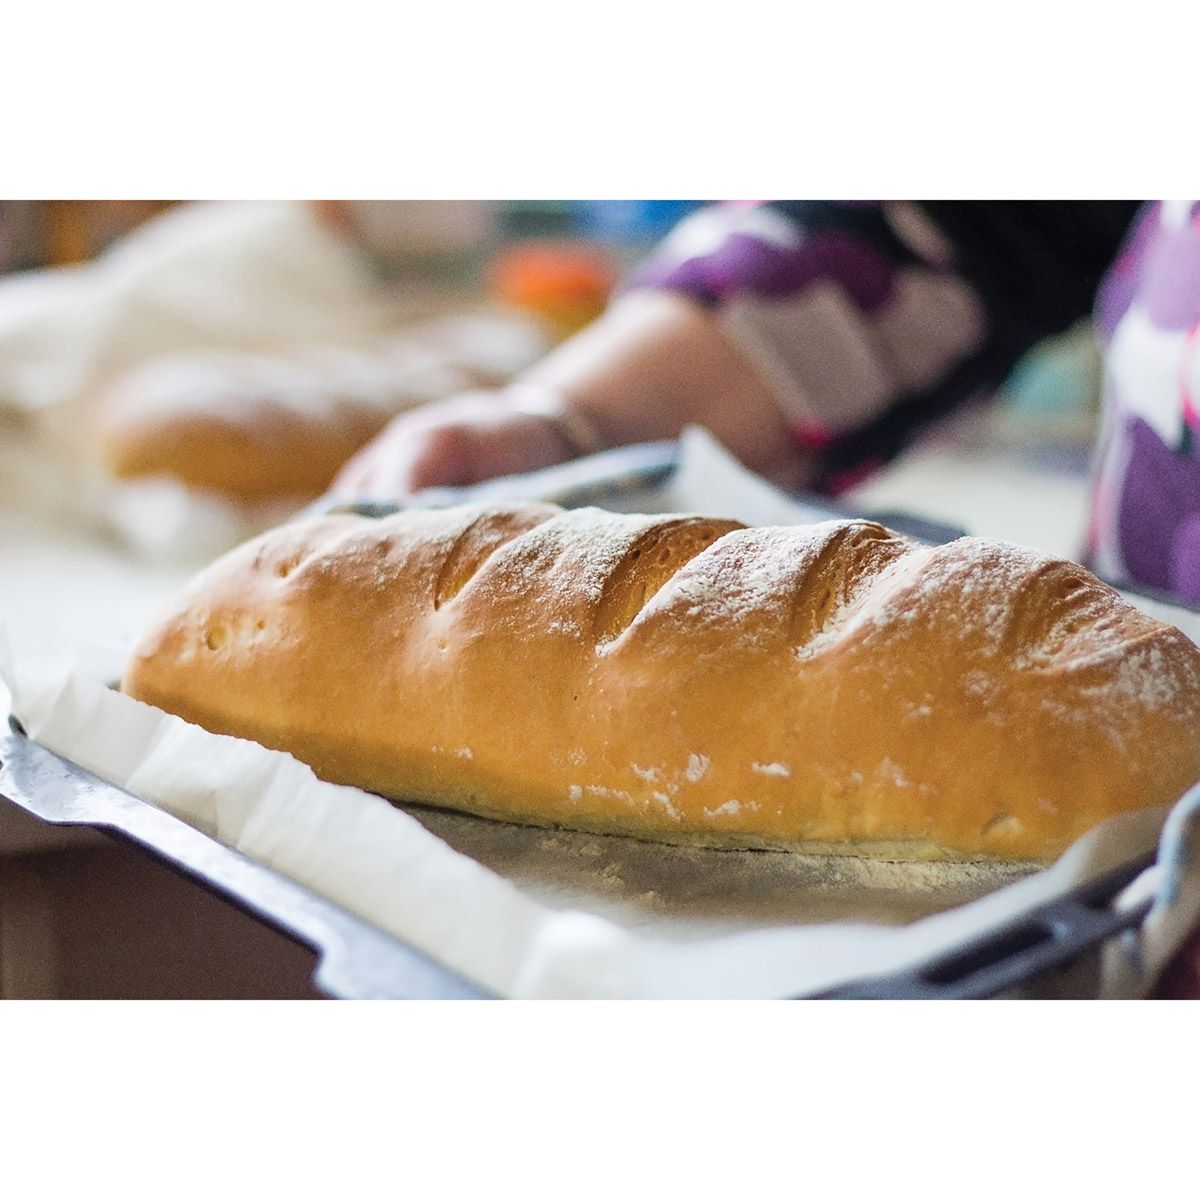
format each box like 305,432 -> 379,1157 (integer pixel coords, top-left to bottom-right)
1,715 -> 1162,998
0,716 -> 487,999
0,444 -> 1184,998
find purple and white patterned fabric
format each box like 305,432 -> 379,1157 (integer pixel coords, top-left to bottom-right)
1089,201 -> 1200,602
627,202 -> 987,491
625,200 -> 1139,498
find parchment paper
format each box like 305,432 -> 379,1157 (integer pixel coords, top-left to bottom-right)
3,429 -> 1198,998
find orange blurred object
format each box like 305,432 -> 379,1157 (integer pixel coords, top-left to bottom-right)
1,201 -> 179,272
38,201 -> 177,266
490,240 -> 618,336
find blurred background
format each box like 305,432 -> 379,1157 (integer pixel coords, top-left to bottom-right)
0,196 -> 1102,471
0,199 -> 1104,639
0,201 -> 179,271
0,199 -> 704,305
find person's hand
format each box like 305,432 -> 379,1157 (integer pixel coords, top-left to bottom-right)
328,389 -> 580,502
329,290 -> 815,503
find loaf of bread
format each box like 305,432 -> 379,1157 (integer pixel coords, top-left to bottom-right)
93,349 -> 399,501
122,503 -> 1200,861
93,315 -> 546,502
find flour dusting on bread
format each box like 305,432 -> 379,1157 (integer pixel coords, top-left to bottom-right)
122,502 -> 1200,861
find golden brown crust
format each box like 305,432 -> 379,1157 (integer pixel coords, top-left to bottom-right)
92,354 -> 399,501
122,504 -> 1200,861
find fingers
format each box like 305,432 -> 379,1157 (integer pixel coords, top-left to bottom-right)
405,423 -> 480,492
327,390 -> 580,503
327,422 -> 428,501
330,396 -> 485,500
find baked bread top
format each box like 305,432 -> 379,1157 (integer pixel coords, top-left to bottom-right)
122,503 -> 1200,861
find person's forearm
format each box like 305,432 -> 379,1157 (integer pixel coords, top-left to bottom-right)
331,202 -> 1146,504
517,289 -> 812,487
606,201 -> 1143,494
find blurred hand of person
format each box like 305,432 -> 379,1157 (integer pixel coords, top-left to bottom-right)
328,291 -> 811,502
328,389 -> 581,501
